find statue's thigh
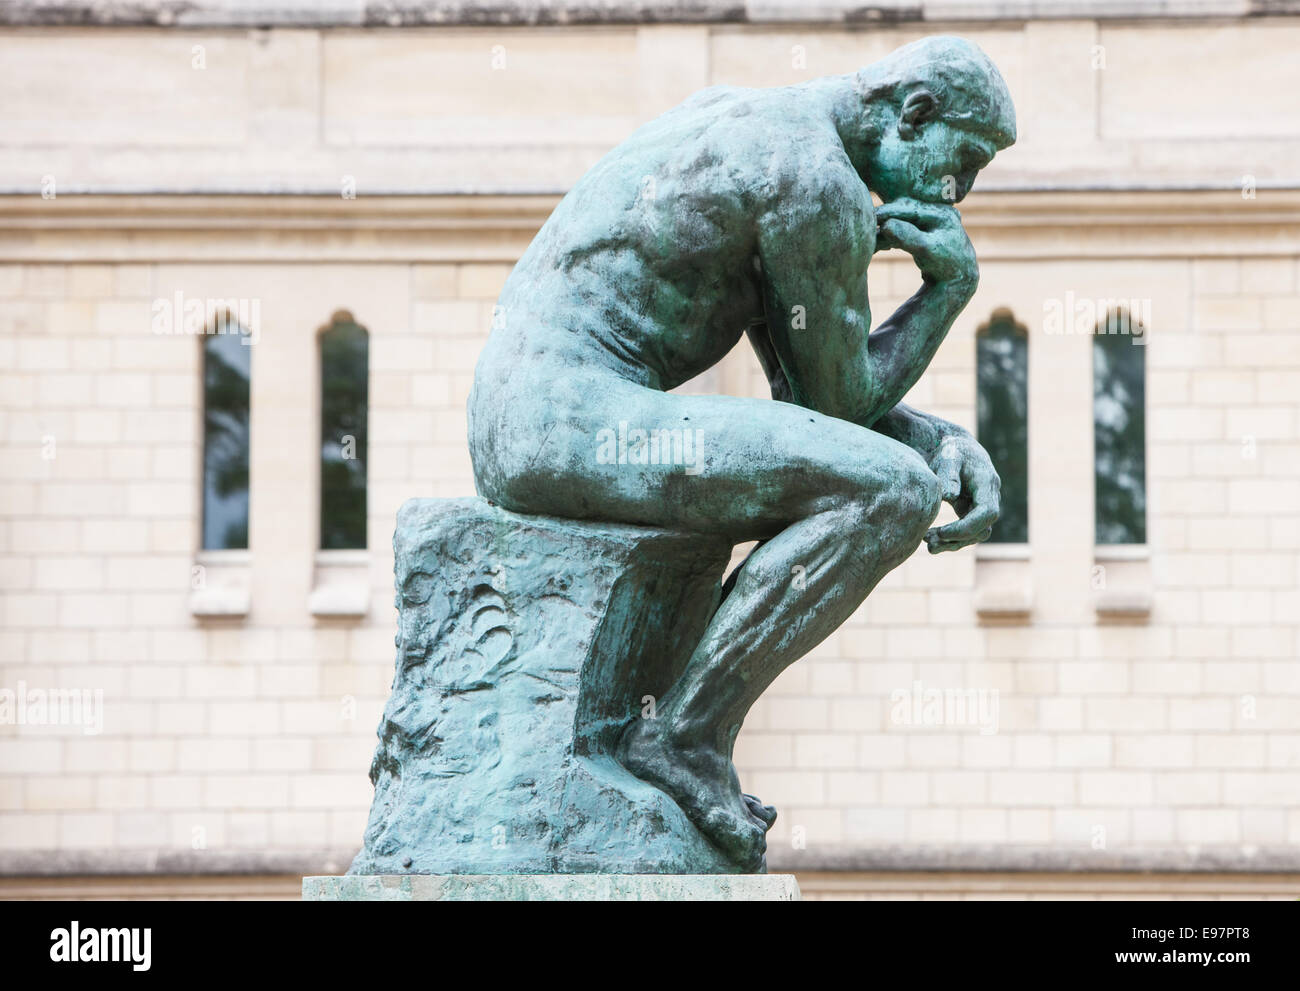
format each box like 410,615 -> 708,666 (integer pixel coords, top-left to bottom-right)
497,378 -> 925,540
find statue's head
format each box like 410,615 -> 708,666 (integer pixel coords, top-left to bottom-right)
857,36 -> 1016,204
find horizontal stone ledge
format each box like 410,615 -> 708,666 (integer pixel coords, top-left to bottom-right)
4,189 -> 1300,264
766,844 -> 1300,875
3,181 -> 1300,199
1,0 -> 1290,29
0,848 -> 358,878
304,873 -> 801,900
7,844 -> 1300,877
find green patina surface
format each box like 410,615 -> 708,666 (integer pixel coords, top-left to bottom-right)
351,497 -> 741,874
352,35 -> 1016,878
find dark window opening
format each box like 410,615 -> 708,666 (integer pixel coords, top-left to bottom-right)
976,309 -> 1029,544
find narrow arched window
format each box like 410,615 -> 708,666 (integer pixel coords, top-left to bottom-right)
976,309 -> 1028,544
1094,309 -> 1146,545
201,314 -> 252,550
319,312 -> 369,550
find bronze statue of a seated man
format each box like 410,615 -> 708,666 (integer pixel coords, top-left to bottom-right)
468,36 -> 1016,869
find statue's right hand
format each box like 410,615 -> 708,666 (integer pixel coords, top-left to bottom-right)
875,198 -> 978,294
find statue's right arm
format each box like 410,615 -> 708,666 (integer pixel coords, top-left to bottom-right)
869,402 -> 948,458
754,173 -> 879,425
755,177 -> 980,431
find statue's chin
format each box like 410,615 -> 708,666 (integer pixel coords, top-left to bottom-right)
873,185 -> 952,206
911,189 -> 958,205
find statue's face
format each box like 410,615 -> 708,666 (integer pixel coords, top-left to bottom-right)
871,117 -> 999,206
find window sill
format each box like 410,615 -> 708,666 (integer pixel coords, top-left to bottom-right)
309,549 -> 370,618
973,543 -> 1032,620
1093,545 -> 1152,619
189,550 -> 251,618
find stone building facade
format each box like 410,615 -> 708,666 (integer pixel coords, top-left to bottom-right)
1,2 -> 1298,897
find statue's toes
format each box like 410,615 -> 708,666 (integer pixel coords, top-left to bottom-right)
742,793 -> 778,829
702,806 -> 768,867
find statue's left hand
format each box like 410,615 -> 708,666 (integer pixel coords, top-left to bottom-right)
924,430 -> 1001,553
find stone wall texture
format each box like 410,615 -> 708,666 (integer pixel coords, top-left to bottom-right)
0,12 -> 1297,878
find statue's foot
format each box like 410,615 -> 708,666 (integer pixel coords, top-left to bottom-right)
743,793 -> 778,829
618,717 -> 770,870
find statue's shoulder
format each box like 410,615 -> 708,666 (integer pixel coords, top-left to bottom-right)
674,87 -> 856,185
760,134 -> 872,217
671,84 -> 827,134
684,83 -> 825,121
624,84 -> 783,160
677,83 -> 750,111
755,138 -> 874,251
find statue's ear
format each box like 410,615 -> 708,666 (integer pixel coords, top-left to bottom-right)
898,88 -> 939,140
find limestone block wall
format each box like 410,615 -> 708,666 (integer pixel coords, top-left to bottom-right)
2,199 -> 1297,866
2,16 -> 1300,195
0,9 -> 1297,872
740,250 -> 1300,859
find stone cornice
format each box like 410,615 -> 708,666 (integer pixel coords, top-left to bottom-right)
768,843 -> 1300,874
3,843 -> 1300,876
0,193 -> 559,263
2,1 -> 1298,29
0,848 -> 357,877
2,188 -> 1298,262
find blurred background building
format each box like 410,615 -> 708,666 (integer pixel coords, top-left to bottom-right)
1,0 -> 1298,899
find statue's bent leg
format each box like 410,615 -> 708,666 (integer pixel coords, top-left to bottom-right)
471,372 -> 942,866
620,463 -> 940,866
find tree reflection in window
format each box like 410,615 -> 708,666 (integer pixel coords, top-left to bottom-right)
202,316 -> 252,550
319,312 -> 369,550
1094,309 -> 1146,545
976,309 -> 1028,544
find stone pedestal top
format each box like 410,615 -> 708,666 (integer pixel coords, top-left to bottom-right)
305,874 -> 801,901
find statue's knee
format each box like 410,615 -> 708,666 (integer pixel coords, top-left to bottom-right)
900,464 -> 942,543
868,461 -> 941,557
